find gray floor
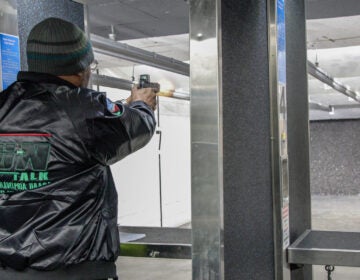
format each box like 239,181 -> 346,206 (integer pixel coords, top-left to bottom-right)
312,195 -> 360,280
116,195 -> 360,279
117,257 -> 191,280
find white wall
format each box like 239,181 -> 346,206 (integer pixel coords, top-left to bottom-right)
158,115 -> 191,227
100,79 -> 191,227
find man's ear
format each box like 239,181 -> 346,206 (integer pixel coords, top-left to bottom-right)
75,72 -> 84,79
71,73 -> 83,87
57,73 -> 83,87
79,68 -> 91,88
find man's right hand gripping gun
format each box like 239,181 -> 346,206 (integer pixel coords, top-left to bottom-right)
138,74 -> 160,93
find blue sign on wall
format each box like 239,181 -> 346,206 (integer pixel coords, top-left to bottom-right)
276,0 -> 290,250
0,33 -> 20,91
277,0 -> 286,85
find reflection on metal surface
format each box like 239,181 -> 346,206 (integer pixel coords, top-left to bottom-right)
288,230 -> 360,267
190,0 -> 223,279
308,61 -> 360,103
91,34 -> 190,76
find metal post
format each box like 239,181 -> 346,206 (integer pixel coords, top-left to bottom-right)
286,0 -> 312,279
191,0 -> 308,278
190,0 -> 223,279
268,0 -> 291,278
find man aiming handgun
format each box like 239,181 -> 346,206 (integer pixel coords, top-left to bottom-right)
0,17 -> 157,280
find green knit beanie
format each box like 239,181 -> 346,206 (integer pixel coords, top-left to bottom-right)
26,17 -> 94,76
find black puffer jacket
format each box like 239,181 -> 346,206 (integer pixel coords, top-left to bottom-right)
0,72 -> 155,275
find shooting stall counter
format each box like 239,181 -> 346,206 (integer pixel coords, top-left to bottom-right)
288,230 -> 360,267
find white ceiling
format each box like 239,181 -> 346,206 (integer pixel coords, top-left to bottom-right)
87,0 -> 189,40
306,15 -> 360,119
121,34 -> 190,62
93,7 -> 360,120
307,15 -> 360,49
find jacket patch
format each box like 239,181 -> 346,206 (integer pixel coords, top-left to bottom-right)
106,99 -> 122,116
0,140 -> 51,194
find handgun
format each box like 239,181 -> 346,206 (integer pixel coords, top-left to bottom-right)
138,74 -> 160,93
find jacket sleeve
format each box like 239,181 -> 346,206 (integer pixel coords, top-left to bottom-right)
86,95 -> 157,165
59,89 -> 156,166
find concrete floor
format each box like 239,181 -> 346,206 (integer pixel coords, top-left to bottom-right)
116,195 -> 360,279
312,195 -> 360,280
117,257 -> 191,280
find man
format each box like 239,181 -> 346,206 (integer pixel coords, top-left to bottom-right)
0,17 -> 157,280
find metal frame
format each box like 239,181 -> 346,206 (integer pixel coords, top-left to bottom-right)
268,0 -> 284,277
288,230 -> 360,267
268,0 -> 291,279
92,74 -> 190,100
91,34 -> 190,76
92,74 -> 132,91
308,61 -> 360,102
190,0 -> 224,279
309,101 -> 333,112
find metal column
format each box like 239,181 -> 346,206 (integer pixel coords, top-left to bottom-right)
191,0 -> 308,279
286,1 -> 312,280
190,0 -> 223,279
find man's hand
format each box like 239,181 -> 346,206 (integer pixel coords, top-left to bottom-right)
126,85 -> 157,111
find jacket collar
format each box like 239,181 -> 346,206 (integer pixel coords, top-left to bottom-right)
17,71 -> 77,89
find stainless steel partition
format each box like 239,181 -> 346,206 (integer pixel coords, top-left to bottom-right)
190,1 -> 224,279
285,0 -> 312,279
191,0 -> 310,279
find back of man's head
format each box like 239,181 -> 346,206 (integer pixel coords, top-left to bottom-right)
26,17 -> 94,76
